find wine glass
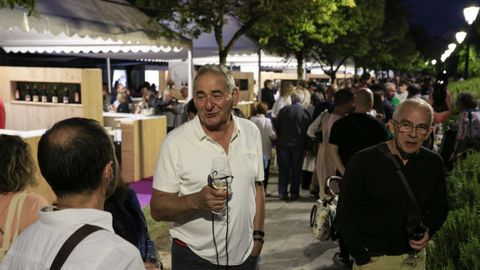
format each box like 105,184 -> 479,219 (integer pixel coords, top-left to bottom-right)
208,157 -> 233,217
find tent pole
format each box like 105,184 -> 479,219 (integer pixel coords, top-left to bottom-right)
107,58 -> 112,93
188,49 -> 193,100
258,48 -> 261,100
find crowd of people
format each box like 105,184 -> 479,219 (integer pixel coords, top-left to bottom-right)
1,64 -> 479,269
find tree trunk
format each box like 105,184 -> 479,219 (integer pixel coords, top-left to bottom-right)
296,52 -> 304,80
329,72 -> 336,85
219,49 -> 228,66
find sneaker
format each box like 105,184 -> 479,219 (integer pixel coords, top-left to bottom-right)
333,252 -> 352,267
279,195 -> 289,201
265,191 -> 272,197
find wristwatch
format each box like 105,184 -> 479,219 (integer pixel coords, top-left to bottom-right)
253,230 -> 265,243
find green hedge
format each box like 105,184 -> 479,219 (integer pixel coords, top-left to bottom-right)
427,152 -> 480,270
449,77 -> 480,100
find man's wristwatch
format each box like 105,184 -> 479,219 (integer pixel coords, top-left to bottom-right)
253,230 -> 265,243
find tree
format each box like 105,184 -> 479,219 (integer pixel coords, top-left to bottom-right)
355,0 -> 413,77
309,0 -> 385,83
0,0 -> 35,14
131,0 -> 275,65
250,0 -> 355,79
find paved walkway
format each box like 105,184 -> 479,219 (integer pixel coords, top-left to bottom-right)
259,175 -> 345,270
155,174 -> 346,270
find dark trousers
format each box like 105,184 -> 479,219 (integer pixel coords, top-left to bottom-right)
171,240 -> 258,270
276,145 -> 304,198
263,158 -> 271,190
339,235 -> 350,259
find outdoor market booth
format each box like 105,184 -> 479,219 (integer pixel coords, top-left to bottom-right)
0,0 -> 192,202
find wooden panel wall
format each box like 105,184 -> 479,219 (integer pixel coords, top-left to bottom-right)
120,116 -> 166,182
23,135 -> 56,204
0,66 -> 102,130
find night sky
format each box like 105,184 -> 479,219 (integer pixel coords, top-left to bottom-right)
403,0 -> 477,39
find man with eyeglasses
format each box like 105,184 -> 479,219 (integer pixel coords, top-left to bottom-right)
336,98 -> 449,270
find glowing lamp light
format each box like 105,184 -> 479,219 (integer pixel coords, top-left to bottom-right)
448,43 -> 457,51
464,6 -> 480,25
456,31 -> 467,44
431,59 -> 437,65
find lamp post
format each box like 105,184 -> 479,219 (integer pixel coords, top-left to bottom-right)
463,5 -> 479,79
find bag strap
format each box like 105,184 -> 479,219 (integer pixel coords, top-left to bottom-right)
377,143 -> 422,212
0,192 -> 27,259
50,224 -> 104,270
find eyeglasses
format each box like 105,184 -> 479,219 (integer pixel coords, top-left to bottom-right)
392,120 -> 431,135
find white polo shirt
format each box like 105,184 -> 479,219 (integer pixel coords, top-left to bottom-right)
0,208 -> 144,270
153,115 -> 264,265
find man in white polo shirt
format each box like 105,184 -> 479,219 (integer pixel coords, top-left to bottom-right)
150,64 -> 265,269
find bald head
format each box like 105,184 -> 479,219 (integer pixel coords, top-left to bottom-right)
354,88 -> 373,113
38,118 -> 116,198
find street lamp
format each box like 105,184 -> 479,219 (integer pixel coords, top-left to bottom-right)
456,31 -> 467,44
463,5 -> 480,79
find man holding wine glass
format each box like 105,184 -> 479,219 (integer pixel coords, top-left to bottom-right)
151,64 -> 265,270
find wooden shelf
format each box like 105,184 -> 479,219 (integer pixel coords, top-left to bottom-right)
11,100 -> 82,108
0,66 -> 102,130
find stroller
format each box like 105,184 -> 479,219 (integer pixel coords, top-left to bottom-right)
310,176 -> 341,241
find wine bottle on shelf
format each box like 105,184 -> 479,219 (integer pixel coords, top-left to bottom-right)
24,83 -> 31,102
41,84 -> 48,103
32,84 -> 39,102
63,86 -> 69,104
15,83 -> 21,100
74,84 -> 81,103
51,84 -> 59,103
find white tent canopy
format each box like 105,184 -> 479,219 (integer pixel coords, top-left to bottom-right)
0,0 -> 191,61
189,15 -> 259,58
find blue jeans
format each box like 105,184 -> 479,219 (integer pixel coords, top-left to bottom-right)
276,145 -> 304,198
263,156 -> 270,190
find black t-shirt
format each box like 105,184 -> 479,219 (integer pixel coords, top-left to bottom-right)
261,87 -> 275,110
329,113 -> 389,166
336,143 -> 449,263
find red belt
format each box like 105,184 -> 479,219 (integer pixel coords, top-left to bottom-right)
173,238 -> 189,249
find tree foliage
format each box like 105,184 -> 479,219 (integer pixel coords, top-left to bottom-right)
131,0 -> 275,65
0,0 -> 35,15
250,0 -> 355,79
309,0 -> 385,82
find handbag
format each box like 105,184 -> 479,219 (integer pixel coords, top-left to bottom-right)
306,111 -> 328,156
0,192 -> 27,260
310,176 -> 341,241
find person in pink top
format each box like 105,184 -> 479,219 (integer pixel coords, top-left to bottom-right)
0,135 -> 49,260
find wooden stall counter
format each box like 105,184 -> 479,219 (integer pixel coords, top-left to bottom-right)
236,101 -> 254,118
0,129 -> 56,204
103,113 -> 167,183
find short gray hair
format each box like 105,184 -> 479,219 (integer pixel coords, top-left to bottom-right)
393,98 -> 434,125
194,64 -> 236,94
291,89 -> 305,104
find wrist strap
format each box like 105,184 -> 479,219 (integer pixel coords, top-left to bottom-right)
378,143 -> 422,212
253,230 -> 265,237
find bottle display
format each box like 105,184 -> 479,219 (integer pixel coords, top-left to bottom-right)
32,84 -> 39,102
51,84 -> 58,103
12,82 -> 82,104
24,84 -> 31,102
63,86 -> 69,104
41,84 -> 48,103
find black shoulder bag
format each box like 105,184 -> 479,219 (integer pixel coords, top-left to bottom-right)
50,224 -> 104,270
378,143 -> 426,241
